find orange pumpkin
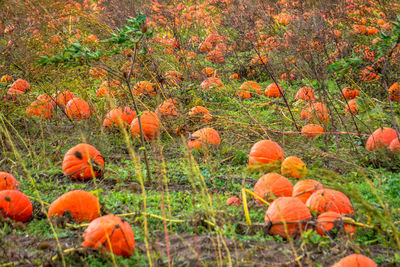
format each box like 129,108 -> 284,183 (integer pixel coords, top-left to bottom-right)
26,100 -> 54,119
130,111 -> 160,140
200,77 -> 224,90
306,189 -> 353,215
236,90 -> 251,99
0,172 -> 19,191
292,179 -> 323,204
264,83 -> 283,98
366,127 -> 398,151
62,143 -> 104,180
295,86 -> 315,101
0,190 -> 32,222
155,99 -> 178,119
230,73 -> 239,80
165,70 -> 183,85
249,140 -> 285,166
226,197 -> 242,206
301,102 -> 330,123
48,190 -> 100,223
0,75 -> 12,83
240,81 -> 262,95
56,91 -> 75,107
388,82 -> 400,101
341,87 -> 360,100
265,197 -> 312,238
281,156 -> 307,179
389,138 -> 400,152
82,215 -> 135,258
315,211 -> 355,236
250,55 -> 268,65
9,78 -> 30,93
345,99 -> 358,115
253,173 -> 293,203
301,124 -> 324,138
65,98 -> 91,120
188,106 -> 212,123
132,81 -> 156,96
332,254 -> 377,267
187,128 -> 221,149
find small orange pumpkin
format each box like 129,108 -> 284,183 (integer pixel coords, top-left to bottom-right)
226,197 -> 242,206
0,172 -> 19,191
295,86 -> 315,101
188,106 -> 212,123
306,189 -> 353,215
240,81 -> 262,95
366,127 -> 398,151
48,190 -> 100,223
56,91 -> 76,107
132,81 -> 156,96
0,190 -> 32,222
253,173 -> 293,203
130,111 -> 160,140
332,254 -> 377,267
265,197 -> 312,238
187,128 -> 221,149
82,215 -> 135,258
200,77 -> 224,90
301,124 -> 324,138
155,99 -> 178,119
292,179 -> 323,204
26,100 -> 54,119
9,78 -> 30,93
301,102 -> 330,123
341,87 -> 360,100
281,156 -> 307,179
62,143 -> 104,180
65,98 -> 91,120
315,211 -> 355,236
0,75 -> 12,83
264,83 -> 283,98
345,99 -> 358,115
248,140 -> 285,166
388,82 -> 400,101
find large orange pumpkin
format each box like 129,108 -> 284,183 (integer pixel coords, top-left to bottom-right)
82,215 -> 135,258
301,102 -> 330,123
48,190 -> 100,223
0,172 -> 20,191
301,124 -> 324,138
281,156 -> 307,179
388,82 -> 400,101
315,211 -> 355,236
295,86 -> 315,101
292,179 -> 323,204
253,173 -> 293,203
264,83 -> 283,98
62,143 -> 104,180
366,127 -> 398,151
306,189 -> 353,215
187,127 -> 221,149
130,111 -> 160,140
248,140 -> 285,166
188,106 -> 212,123
341,87 -> 359,100
265,197 -> 312,238
56,91 -> 75,107
65,98 -> 91,120
0,190 -> 32,222
332,254 -> 377,267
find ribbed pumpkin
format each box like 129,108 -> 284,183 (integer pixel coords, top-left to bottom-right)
188,106 -> 212,123
341,87 -> 360,100
315,211 -> 355,236
265,197 -> 312,238
10,78 -> 30,93
132,81 -> 156,96
240,81 -> 262,94
62,144 -> 104,180
200,77 -> 224,90
295,86 -> 315,101
0,172 -> 20,191
306,189 -> 353,215
26,100 -> 54,119
301,124 -> 324,138
236,90 -> 251,99
56,91 -> 75,107
389,82 -> 400,101
65,98 -> 91,120
0,190 -> 32,222
390,138 -> 400,152
292,179 -> 323,204
332,254 -> 377,267
264,83 -> 283,98
130,111 -> 160,140
345,99 -> 358,115
366,127 -> 398,151
187,128 -> 221,149
248,140 -> 285,166
253,173 -> 293,204
155,99 -> 178,119
281,156 -> 307,179
301,102 -> 330,123
48,190 -> 100,223
103,107 -> 137,129
82,215 -> 135,258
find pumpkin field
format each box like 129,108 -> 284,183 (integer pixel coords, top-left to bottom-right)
1,0 -> 400,266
